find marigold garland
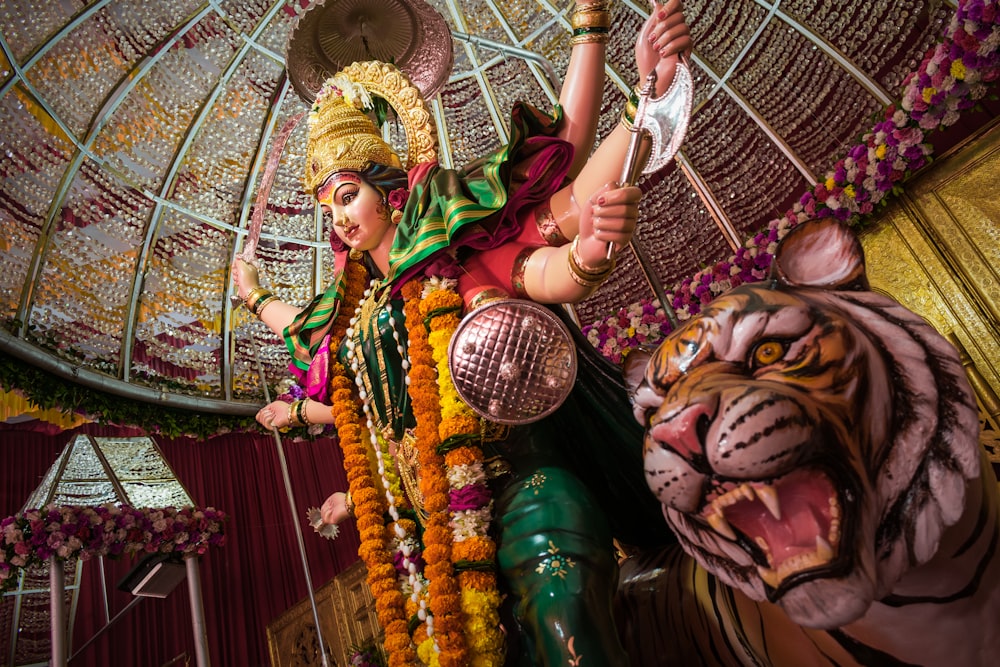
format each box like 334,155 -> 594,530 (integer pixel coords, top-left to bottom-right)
419,283 -> 504,667
331,261 -> 417,667
328,266 -> 505,666
402,280 -> 470,667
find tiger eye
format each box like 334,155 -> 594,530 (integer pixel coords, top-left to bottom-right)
752,341 -> 784,366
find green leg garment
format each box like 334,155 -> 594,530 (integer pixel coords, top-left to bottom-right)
495,462 -> 630,667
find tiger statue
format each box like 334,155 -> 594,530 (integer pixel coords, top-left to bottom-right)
619,217 -> 1000,666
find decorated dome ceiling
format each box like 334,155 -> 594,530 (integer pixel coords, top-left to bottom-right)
0,0 -> 990,416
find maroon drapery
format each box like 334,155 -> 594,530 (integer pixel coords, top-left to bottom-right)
0,422 -> 361,666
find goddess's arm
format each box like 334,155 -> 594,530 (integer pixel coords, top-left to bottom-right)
230,258 -> 338,429
557,2 -> 611,178
558,0 -> 689,181
231,257 -> 302,335
518,1 -> 692,303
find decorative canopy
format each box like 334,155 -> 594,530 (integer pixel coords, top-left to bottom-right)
22,434 -> 195,510
0,0 -> 990,416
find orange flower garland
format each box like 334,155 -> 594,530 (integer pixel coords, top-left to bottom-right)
332,260 -> 417,667
329,265 -> 503,666
421,285 -> 504,667
401,280 -> 470,667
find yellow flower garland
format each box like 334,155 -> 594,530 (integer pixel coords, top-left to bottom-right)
419,283 -> 504,667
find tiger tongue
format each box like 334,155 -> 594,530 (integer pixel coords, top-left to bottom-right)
722,470 -> 839,569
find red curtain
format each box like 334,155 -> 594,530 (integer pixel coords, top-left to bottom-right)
0,422 -> 361,666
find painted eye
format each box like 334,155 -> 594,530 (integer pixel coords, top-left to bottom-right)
751,340 -> 785,366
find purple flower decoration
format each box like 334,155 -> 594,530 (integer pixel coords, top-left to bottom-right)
449,483 -> 491,511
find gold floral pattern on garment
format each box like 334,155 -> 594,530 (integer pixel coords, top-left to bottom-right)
523,471 -> 546,495
535,540 -> 576,579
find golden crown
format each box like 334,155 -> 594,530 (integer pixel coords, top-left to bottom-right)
304,61 -> 438,194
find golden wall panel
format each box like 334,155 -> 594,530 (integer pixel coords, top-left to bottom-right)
267,560 -> 380,667
911,125 -> 1000,326
859,120 -> 1000,400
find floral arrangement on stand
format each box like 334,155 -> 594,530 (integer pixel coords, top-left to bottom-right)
584,0 -> 1000,361
0,504 -> 227,593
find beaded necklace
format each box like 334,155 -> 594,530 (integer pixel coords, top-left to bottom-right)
344,277 -> 435,645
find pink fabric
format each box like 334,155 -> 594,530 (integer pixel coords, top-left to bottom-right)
304,333 -> 333,402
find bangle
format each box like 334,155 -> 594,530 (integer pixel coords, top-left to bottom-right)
243,286 -> 268,307
571,1 -> 610,45
245,287 -> 274,314
621,86 -> 640,127
620,108 -> 635,130
296,398 -> 311,427
344,492 -> 355,518
571,29 -> 609,46
287,399 -> 309,428
567,236 -> 615,287
253,295 -> 278,318
467,287 -> 509,312
571,236 -> 614,275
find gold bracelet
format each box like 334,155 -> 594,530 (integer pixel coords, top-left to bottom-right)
344,492 -> 355,518
243,286 -> 267,306
622,88 -> 639,124
297,398 -> 311,427
567,237 -> 615,288
571,1 -> 611,28
620,108 -> 635,130
244,287 -> 272,313
253,295 -> 278,318
571,14 -> 610,32
287,401 -> 299,428
571,1 -> 610,44
571,236 -> 615,275
571,32 -> 609,45
467,287 -> 510,312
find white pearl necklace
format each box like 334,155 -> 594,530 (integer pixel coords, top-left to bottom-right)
344,278 -> 434,643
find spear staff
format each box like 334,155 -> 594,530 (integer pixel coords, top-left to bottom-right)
231,112 -> 333,667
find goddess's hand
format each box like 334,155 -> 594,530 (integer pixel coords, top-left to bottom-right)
231,257 -> 261,301
256,400 -> 290,431
636,0 -> 693,95
320,492 -> 350,525
576,183 -> 641,265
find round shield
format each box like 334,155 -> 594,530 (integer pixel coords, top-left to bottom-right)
448,300 -> 577,425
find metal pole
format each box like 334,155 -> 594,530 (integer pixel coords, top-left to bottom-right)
248,331 -> 331,667
49,557 -> 67,667
628,239 -> 680,329
185,555 -> 211,667
69,596 -> 144,661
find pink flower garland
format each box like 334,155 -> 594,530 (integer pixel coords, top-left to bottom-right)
585,0 -> 1000,360
0,504 -> 227,593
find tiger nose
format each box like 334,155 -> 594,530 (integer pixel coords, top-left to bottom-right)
649,400 -> 713,461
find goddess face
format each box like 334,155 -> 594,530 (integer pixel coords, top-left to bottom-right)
317,172 -> 393,254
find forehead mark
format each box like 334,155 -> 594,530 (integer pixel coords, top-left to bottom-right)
317,172 -> 362,204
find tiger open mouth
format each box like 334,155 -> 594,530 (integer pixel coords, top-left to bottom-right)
699,468 -> 842,592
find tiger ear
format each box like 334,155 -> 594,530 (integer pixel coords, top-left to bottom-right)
771,217 -> 869,291
622,345 -> 656,396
